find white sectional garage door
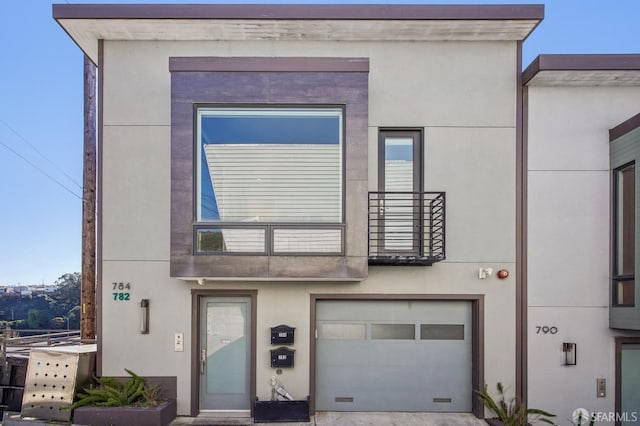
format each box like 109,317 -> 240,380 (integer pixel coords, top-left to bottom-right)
315,300 -> 472,412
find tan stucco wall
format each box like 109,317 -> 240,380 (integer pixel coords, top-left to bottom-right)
527,86 -> 640,424
101,39 -> 518,415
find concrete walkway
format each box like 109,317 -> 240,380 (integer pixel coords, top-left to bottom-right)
170,412 -> 487,425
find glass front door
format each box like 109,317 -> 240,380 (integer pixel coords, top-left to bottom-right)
621,343 -> 640,424
199,297 -> 251,411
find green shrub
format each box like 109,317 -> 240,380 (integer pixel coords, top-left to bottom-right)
476,382 -> 555,426
65,369 -> 160,410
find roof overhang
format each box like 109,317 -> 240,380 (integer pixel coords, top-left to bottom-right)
610,112 -> 640,141
53,4 -> 544,63
524,54 -> 640,86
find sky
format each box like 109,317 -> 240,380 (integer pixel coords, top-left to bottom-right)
1,0 -> 639,285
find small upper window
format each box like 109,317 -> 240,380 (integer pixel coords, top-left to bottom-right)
614,162 -> 635,306
196,107 -> 343,223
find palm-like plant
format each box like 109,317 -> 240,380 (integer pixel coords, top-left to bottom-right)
476,382 -> 556,426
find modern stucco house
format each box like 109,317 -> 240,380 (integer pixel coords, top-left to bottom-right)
53,3 -> 640,424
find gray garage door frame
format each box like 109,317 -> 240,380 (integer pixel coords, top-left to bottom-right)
309,294 -> 484,418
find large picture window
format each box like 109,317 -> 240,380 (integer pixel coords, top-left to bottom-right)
195,107 -> 344,254
197,107 -> 343,223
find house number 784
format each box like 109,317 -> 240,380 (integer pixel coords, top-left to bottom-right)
112,282 -> 131,302
536,326 -> 558,334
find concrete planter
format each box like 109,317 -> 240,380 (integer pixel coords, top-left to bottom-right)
73,399 -> 176,426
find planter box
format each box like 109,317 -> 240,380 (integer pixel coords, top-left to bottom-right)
73,399 -> 176,426
254,399 -> 310,423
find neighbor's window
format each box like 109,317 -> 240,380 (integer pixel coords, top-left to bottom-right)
614,162 -> 635,306
195,107 -> 344,254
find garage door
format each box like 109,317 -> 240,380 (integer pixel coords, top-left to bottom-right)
316,300 -> 472,412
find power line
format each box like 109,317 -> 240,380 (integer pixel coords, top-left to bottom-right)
0,118 -> 82,189
0,139 -> 82,200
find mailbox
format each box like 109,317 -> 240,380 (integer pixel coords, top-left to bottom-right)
271,324 -> 295,345
270,347 -> 295,368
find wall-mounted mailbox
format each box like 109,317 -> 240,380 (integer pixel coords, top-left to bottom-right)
271,347 -> 295,368
271,324 -> 295,345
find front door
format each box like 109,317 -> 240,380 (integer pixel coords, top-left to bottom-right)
199,297 -> 251,412
620,342 -> 640,425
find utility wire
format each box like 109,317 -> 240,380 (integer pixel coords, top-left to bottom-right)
0,118 -> 82,189
0,139 -> 82,200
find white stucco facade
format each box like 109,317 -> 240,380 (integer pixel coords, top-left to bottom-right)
526,81 -> 640,424
98,37 -> 519,415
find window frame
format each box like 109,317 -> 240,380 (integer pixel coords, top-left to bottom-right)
192,103 -> 347,256
612,161 -> 636,307
169,57 -> 369,280
194,104 -> 346,225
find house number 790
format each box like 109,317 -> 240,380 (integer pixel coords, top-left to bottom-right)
536,326 -> 558,334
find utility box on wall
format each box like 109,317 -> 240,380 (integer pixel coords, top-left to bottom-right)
270,347 -> 295,368
271,325 -> 295,345
21,345 -> 96,422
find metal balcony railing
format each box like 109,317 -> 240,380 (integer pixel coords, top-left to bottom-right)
368,192 -> 445,265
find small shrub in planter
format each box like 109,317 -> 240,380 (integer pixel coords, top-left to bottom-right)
65,369 -> 176,426
476,382 -> 555,426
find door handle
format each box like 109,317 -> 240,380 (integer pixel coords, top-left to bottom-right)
200,349 -> 206,375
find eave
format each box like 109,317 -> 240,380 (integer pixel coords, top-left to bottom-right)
524,54 -> 640,87
53,4 -> 544,64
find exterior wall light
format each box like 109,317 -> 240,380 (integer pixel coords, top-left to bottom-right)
496,269 -> 509,279
563,342 -> 577,365
141,299 -> 150,334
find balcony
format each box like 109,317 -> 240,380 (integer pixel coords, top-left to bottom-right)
368,192 -> 446,266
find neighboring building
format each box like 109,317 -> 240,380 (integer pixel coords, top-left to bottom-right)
524,55 -> 640,424
53,3 -> 639,423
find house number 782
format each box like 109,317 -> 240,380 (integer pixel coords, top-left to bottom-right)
112,282 -> 131,302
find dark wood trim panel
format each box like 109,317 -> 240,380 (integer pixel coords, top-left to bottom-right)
610,112 -> 640,142
170,67 -> 368,280
523,54 -> 640,85
308,294 -> 485,418
96,39 -> 104,377
190,290 -> 258,417
515,40 -> 528,405
54,4 -> 544,21
169,57 -> 369,73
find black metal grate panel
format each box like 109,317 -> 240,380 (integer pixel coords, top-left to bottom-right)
368,192 -> 445,265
